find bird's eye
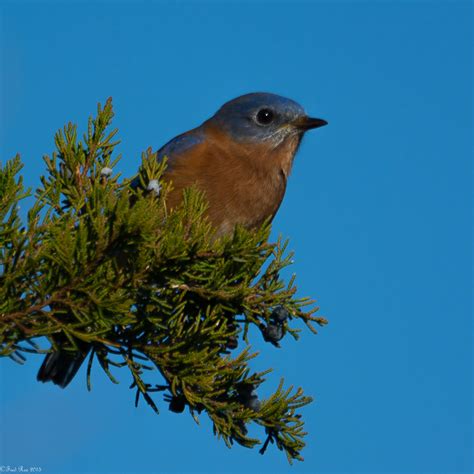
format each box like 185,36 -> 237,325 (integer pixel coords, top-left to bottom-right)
255,108 -> 274,125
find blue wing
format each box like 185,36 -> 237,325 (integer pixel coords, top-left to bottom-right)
157,128 -> 205,164
131,127 -> 204,189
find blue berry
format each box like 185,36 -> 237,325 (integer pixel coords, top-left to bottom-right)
226,336 -> 238,350
271,306 -> 289,324
263,323 -> 283,342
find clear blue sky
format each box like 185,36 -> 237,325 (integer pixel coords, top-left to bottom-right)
0,1 -> 472,472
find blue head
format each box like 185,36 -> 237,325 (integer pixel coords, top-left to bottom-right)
208,92 -> 327,144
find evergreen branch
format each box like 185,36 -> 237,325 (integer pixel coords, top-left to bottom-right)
0,98 -> 327,463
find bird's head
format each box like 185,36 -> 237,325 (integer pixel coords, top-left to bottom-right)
209,92 -> 327,145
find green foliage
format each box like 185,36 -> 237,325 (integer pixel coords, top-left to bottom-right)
0,98 -> 327,463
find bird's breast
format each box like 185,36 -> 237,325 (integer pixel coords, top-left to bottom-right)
163,128 -> 297,235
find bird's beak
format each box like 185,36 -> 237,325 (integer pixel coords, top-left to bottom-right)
294,116 -> 328,131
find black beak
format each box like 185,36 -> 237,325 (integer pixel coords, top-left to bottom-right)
295,116 -> 328,131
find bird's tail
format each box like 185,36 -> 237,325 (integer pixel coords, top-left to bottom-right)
37,350 -> 87,388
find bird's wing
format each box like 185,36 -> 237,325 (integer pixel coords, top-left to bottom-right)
130,128 -> 205,189
157,128 -> 205,167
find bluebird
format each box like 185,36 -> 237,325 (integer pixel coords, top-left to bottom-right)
37,92 -> 327,388
158,92 -> 327,235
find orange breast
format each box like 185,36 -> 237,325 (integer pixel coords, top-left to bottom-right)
163,124 -> 299,235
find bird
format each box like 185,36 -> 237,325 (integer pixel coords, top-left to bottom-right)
157,92 -> 327,235
37,92 -> 327,388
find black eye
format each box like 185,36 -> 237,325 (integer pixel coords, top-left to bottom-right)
255,108 -> 274,125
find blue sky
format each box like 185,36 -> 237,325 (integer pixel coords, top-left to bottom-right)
0,1 -> 472,472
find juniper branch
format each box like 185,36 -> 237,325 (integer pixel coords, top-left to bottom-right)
0,98 -> 327,463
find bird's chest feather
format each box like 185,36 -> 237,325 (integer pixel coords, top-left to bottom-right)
164,132 -> 299,234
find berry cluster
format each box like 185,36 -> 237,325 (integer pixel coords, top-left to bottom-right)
260,306 -> 289,347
